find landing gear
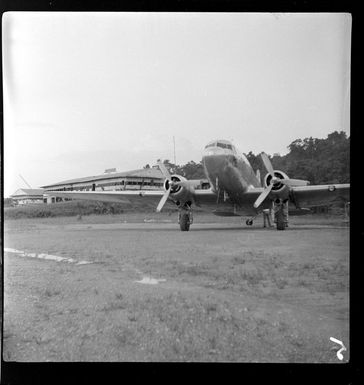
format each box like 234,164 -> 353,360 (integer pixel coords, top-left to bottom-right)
246,213 -> 259,226
246,212 -> 260,226
246,210 -> 273,228
178,203 -> 193,231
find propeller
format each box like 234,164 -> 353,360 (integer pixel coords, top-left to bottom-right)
253,183 -> 274,209
156,161 -> 201,212
253,152 -> 309,209
156,188 -> 171,212
261,152 -> 275,176
156,161 -> 173,212
157,161 -> 172,180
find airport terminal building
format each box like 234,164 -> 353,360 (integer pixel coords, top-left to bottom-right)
40,167 -> 165,203
11,167 -> 210,205
10,188 -> 45,205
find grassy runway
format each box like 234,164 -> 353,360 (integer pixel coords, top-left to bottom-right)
3,213 -> 349,362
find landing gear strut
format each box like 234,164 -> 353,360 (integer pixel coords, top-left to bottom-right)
246,211 -> 273,228
178,203 -> 193,231
246,213 -> 258,226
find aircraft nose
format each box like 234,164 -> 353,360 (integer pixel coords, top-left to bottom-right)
202,151 -> 228,172
202,145 -> 225,158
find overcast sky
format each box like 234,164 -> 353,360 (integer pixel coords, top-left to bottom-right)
3,12 -> 351,197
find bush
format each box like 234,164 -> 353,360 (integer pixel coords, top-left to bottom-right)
3,200 -> 147,220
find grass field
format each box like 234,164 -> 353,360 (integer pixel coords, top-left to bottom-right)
3,212 -> 349,362
3,200 -> 142,219
4,199 -> 347,220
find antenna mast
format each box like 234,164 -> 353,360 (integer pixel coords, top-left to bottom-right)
19,174 -> 32,189
173,136 -> 176,165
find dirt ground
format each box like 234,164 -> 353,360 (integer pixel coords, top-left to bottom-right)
3,212 -> 349,362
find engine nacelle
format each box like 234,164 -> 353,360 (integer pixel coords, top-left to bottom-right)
264,170 -> 289,196
163,174 -> 193,203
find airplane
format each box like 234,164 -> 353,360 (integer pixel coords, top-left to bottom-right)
47,139 -> 350,231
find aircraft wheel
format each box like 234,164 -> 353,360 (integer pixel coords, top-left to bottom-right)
180,213 -> 190,231
276,207 -> 285,230
246,219 -> 253,226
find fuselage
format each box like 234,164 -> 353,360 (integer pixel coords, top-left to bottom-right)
202,139 -> 261,205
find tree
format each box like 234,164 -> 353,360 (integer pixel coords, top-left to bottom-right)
180,161 -> 205,179
282,131 -> 349,184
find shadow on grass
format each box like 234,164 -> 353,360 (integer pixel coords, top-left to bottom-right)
99,224 -> 348,232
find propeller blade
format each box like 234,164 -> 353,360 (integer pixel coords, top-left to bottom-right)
156,188 -> 171,212
280,178 -> 309,187
157,161 -> 171,180
260,152 -> 274,176
156,161 -> 173,212
253,184 -> 273,209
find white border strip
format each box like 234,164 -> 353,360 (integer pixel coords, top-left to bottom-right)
4,248 -> 93,265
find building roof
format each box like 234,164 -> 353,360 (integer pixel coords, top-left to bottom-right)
40,168 -> 164,189
10,188 -> 45,197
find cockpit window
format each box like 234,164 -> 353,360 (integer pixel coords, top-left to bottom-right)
216,142 -> 232,150
205,141 -> 234,150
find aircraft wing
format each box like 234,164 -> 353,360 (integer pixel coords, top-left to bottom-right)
45,183 -> 349,213
44,190 -> 167,204
44,189 -> 218,209
289,183 -> 350,208
245,183 -> 349,208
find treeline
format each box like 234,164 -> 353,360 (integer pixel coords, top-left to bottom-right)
246,131 -> 350,185
148,131 -> 349,185
144,160 -> 206,180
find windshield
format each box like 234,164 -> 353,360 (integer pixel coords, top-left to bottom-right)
205,142 -> 216,149
216,142 -> 232,150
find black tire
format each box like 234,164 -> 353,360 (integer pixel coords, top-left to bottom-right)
180,213 -> 190,231
276,207 -> 285,230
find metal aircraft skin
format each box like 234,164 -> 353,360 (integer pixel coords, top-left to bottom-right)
47,139 -> 350,231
